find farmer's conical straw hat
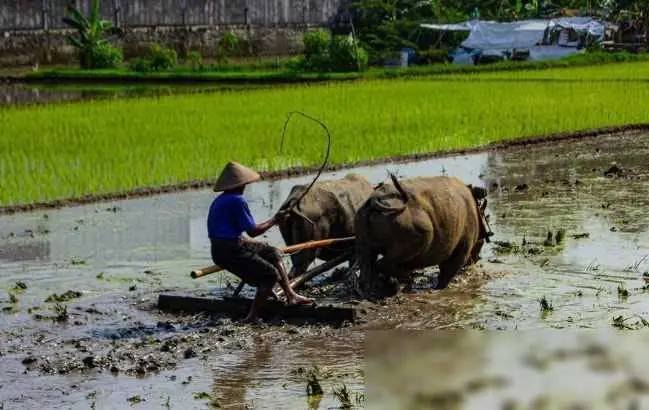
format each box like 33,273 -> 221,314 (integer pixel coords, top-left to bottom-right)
214,161 -> 261,192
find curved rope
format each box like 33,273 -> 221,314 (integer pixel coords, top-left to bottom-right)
279,111 -> 332,211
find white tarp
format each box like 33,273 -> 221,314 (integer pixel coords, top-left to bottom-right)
421,17 -> 605,64
552,17 -> 605,38
420,22 -> 472,32
421,17 -> 605,50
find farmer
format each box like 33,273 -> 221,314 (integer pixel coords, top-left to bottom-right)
208,161 -> 313,322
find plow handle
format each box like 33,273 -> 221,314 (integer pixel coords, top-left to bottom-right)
190,237 -> 355,279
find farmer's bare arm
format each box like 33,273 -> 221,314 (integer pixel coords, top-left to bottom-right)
246,211 -> 289,238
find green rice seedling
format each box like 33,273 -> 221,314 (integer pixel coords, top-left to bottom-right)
572,232 -> 590,240
28,52 -> 649,83
53,303 -> 69,322
624,255 -> 649,273
539,296 -> 554,314
45,290 -> 82,303
462,60 -> 649,82
618,284 -> 630,300
543,231 -> 554,247
332,384 -> 352,409
11,281 -> 27,292
127,395 -> 144,405
611,315 -> 649,330
4,63 -> 649,207
306,367 -> 324,397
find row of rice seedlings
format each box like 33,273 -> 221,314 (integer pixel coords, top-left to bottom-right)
2,76 -> 649,206
459,60 -> 649,82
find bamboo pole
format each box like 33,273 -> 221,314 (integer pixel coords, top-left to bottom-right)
191,237 -> 355,279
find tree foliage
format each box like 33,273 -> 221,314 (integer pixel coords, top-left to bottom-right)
296,30 -> 368,72
62,0 -> 122,69
348,0 -> 649,61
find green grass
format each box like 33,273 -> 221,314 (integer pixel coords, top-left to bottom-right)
456,60 -> 649,81
3,62 -> 649,207
25,52 -> 649,84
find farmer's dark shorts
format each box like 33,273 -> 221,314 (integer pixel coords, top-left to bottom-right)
210,239 -> 282,288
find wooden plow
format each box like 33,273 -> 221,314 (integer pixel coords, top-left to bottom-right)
191,237 -> 355,296
158,237 -> 358,323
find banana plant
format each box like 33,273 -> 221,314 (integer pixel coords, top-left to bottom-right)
62,0 -> 115,68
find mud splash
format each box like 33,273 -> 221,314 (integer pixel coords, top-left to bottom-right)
1,131 -> 649,408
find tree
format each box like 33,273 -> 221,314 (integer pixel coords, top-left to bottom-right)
350,0 -> 438,60
63,0 -> 122,69
349,0 -> 649,61
601,0 -> 649,43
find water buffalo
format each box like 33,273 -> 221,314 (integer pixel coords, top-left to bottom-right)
278,174 -> 374,278
355,174 -> 488,296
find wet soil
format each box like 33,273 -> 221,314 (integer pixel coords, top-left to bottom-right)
2,131 -> 649,408
368,331 -> 649,410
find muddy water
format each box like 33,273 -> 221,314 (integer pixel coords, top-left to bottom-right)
1,131 -> 649,408
367,331 -> 649,409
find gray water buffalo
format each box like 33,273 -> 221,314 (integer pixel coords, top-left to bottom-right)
355,175 -> 488,296
278,174 -> 374,278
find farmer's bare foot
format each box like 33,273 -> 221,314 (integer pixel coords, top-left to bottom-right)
287,294 -> 314,306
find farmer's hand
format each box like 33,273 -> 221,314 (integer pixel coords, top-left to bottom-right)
273,209 -> 291,224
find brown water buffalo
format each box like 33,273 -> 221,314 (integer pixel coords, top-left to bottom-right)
278,174 -> 374,278
355,174 -> 488,296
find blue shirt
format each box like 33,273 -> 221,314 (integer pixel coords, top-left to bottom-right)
207,193 -> 256,240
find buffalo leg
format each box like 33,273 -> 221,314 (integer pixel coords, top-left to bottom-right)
289,250 -> 316,279
357,249 -> 378,296
437,242 -> 470,289
376,258 -> 410,297
376,258 -> 411,282
468,239 -> 484,266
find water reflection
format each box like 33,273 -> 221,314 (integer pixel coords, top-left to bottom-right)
0,151 -> 489,266
483,132 -> 649,271
4,131 -> 649,271
210,336 -> 272,408
0,83 -> 267,107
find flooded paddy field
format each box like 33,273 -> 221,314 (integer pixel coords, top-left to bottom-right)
1,130 -> 649,408
0,83 -> 266,107
368,331 -> 649,409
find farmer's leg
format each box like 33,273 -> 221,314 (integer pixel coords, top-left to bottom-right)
270,257 -> 314,304
244,285 -> 273,322
256,243 -> 313,305
230,257 -> 275,321
213,241 -> 278,319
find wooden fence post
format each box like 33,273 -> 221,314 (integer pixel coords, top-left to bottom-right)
41,0 -> 49,31
180,0 -> 188,26
112,0 -> 121,28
